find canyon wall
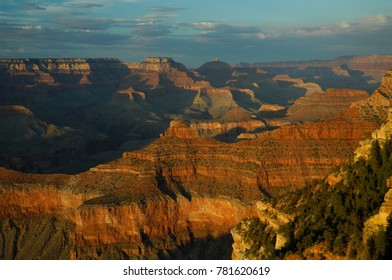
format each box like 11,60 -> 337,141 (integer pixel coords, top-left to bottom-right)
0,166 -> 256,259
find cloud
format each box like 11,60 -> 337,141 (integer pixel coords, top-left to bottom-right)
0,23 -> 129,50
130,23 -> 172,38
1,2 -> 391,67
19,25 -> 43,30
71,3 -> 104,9
147,6 -> 186,13
362,14 -> 389,28
279,14 -> 392,38
25,3 -> 46,11
256,33 -> 267,40
49,17 -> 139,30
192,21 -> 218,31
189,21 -> 267,43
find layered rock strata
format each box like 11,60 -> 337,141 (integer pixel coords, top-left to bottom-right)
287,88 -> 369,122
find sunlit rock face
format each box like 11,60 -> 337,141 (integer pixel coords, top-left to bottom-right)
1,57 -> 390,259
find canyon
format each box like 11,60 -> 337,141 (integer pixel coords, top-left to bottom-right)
231,70 -> 392,260
1,56 -> 392,259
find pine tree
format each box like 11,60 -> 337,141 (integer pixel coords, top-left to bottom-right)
370,139 -> 383,171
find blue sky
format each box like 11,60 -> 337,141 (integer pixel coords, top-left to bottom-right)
1,0 -> 392,66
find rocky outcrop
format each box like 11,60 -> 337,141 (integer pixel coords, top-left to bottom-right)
0,105 -> 72,142
287,88 -> 368,122
0,58 -> 125,86
114,87 -> 146,102
189,87 -> 237,118
125,57 -> 195,89
355,109 -> 392,160
133,113 -> 378,195
363,177 -> 392,244
2,57 -> 391,260
350,70 -> 392,122
257,104 -> 286,118
196,60 -> 234,87
232,70 -> 392,260
162,118 -> 266,140
0,105 -> 34,117
273,74 -> 323,96
130,57 -> 188,72
231,201 -> 293,260
0,166 -> 257,259
343,55 -> 392,81
198,60 -> 232,73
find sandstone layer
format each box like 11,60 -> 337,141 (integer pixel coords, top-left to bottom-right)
0,166 -> 256,259
231,70 -> 392,260
1,58 -> 391,260
287,88 -> 369,122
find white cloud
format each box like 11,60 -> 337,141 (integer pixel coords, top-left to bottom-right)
192,21 -> 218,30
19,25 -> 42,30
256,33 -> 267,40
337,21 -> 350,29
279,14 -> 392,38
362,14 -> 389,27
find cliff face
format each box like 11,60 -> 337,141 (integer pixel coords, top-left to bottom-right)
0,166 -> 256,259
163,119 -> 266,140
137,113 -> 377,195
0,58 -> 127,86
231,201 -> 293,260
0,102 -> 375,259
344,55 -> 392,81
363,178 -> 392,244
272,74 -> 323,96
231,70 -> 392,260
350,70 -> 392,122
2,56 -> 385,174
125,57 -> 196,89
287,88 -> 368,122
1,57 -> 391,259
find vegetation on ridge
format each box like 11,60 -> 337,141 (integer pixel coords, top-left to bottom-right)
242,138 -> 392,259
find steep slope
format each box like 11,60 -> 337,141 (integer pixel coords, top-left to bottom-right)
1,59 -> 390,260
0,96 -> 378,259
0,58 -> 130,172
232,135 -> 392,260
350,70 -> 392,122
272,74 -> 323,96
2,56 -> 385,173
0,105 -> 106,173
231,71 -> 392,260
196,59 -> 233,87
0,165 -> 257,259
287,88 -> 368,122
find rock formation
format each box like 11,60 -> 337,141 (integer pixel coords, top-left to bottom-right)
231,201 -> 293,260
239,55 -> 392,82
1,56 -> 391,259
350,70 -> 392,122
0,164 -> 257,259
287,88 -> 368,122
272,74 -> 323,96
231,70 -> 392,260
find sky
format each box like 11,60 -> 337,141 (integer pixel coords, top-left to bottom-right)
1,0 -> 392,67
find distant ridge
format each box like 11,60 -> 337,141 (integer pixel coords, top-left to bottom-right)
235,54 -> 392,81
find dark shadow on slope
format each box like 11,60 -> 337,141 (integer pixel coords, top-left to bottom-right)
156,170 -> 178,201
160,234 -> 234,260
